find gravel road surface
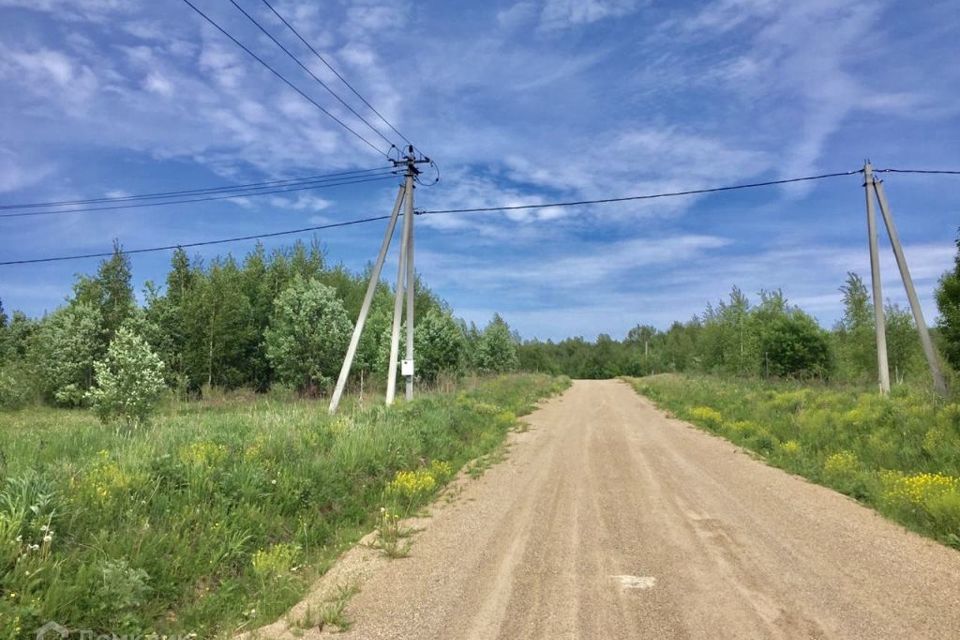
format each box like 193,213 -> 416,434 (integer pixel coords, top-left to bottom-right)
331,379 -> 960,639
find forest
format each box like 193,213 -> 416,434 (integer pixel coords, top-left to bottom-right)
0,240 -> 521,415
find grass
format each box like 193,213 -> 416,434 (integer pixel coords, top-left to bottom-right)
627,374 -> 960,548
314,583 -> 360,632
0,373 -> 569,639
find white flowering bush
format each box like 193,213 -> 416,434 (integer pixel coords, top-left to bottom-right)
87,326 -> 166,428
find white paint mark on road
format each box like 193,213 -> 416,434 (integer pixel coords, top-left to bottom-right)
613,574 -> 656,590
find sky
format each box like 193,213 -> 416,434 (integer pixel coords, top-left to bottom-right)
0,0 -> 958,341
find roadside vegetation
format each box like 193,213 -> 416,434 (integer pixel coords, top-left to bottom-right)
629,375 -> 960,547
615,232 -> 960,548
0,373 -> 568,638
0,238 -> 563,638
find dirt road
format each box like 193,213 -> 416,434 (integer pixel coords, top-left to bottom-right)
335,379 -> 960,639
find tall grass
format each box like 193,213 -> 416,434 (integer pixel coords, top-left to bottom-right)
0,374 -> 569,639
628,374 -> 960,548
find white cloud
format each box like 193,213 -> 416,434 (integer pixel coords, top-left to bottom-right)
268,194 -> 333,212
0,147 -> 55,194
143,71 -> 173,96
419,234 -> 731,293
539,0 -> 641,30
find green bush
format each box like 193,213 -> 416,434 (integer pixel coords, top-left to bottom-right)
264,277 -> 352,394
87,326 -> 166,429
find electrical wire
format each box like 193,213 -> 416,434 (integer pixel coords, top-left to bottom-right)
0,174 -> 398,218
0,166 -> 393,211
0,168 -> 874,267
0,214 -> 394,266
227,0 -> 397,151
418,170 -> 862,216
874,168 -> 960,175
415,159 -> 440,186
180,0 -> 389,157
260,0 -> 414,149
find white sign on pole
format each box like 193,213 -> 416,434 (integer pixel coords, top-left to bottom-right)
401,359 -> 414,376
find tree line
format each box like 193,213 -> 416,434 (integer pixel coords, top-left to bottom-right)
0,240 -> 521,411
518,229 -> 960,386
2,229 -> 959,410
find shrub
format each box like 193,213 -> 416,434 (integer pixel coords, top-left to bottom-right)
759,311 -> 832,379
475,314 -> 519,373
0,362 -> 34,409
264,277 -> 352,394
87,326 -> 166,428
414,310 -> 467,381
93,558 -> 151,632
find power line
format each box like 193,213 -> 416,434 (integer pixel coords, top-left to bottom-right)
180,0 -> 388,157
227,0 -> 397,151
0,168 -> 889,267
418,170 -> 862,216
260,0 -> 414,148
875,168 -> 960,175
0,174 -> 397,218
0,214 -> 393,266
0,166 -> 393,211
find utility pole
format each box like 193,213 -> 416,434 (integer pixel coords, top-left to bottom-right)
404,165 -> 416,401
863,161 -> 890,395
386,146 -> 427,406
329,146 -> 431,413
328,185 -> 405,414
872,174 -> 949,397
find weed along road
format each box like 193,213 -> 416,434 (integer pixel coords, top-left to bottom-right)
326,380 -> 960,639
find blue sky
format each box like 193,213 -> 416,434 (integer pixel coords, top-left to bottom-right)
0,0 -> 957,341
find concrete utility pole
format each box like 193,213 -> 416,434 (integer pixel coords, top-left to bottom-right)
863,162 -> 890,395
386,161 -> 415,405
329,146 -> 431,414
328,185 -> 406,414
872,175 -> 949,397
404,166 -> 416,401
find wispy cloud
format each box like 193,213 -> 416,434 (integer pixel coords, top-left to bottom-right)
0,0 -> 956,339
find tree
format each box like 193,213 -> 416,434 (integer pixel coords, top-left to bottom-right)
935,229 -> 960,369
835,272 -> 876,381
33,302 -> 103,406
475,314 -> 519,373
701,287 -> 756,375
73,241 -> 135,343
182,257 -> 256,389
4,311 -> 35,361
87,325 -> 166,428
264,277 -> 352,394
413,309 -> 467,381
885,302 -> 924,383
759,310 -> 832,379
375,310 -> 467,381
